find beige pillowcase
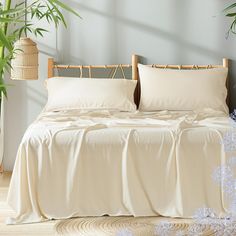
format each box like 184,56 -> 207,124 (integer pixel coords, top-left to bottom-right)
45,77 -> 137,112
138,64 -> 228,113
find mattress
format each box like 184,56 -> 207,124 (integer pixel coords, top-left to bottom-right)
7,109 -> 232,224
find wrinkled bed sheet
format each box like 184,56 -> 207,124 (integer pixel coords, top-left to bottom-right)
7,109 -> 232,224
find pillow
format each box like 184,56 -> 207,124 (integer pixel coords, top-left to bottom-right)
138,64 -> 228,113
45,77 -> 137,112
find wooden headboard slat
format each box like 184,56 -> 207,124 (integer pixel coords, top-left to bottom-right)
146,64 -> 225,69
48,58 -> 54,78
223,58 -> 229,68
132,55 -> 139,80
54,64 -> 132,69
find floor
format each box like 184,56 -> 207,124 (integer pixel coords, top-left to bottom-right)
0,172 -> 57,236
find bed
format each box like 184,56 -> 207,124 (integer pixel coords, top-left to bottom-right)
7,55 -> 232,224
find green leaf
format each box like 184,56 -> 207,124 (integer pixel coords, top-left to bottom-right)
48,0 -> 67,27
224,3 -> 236,12
46,3 -> 59,27
0,7 -> 24,16
34,28 -> 48,37
0,17 -> 24,22
226,13 -> 236,17
36,28 -> 48,33
49,0 -> 81,19
0,58 -> 8,72
0,28 -> 13,52
18,26 -> 25,38
0,72 -> 7,98
229,19 -> 236,34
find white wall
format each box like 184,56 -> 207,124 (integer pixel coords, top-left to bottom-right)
4,0 -> 236,170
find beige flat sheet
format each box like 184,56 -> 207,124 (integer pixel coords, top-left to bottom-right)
7,109 -> 232,224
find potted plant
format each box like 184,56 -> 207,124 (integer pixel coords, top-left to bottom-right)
0,0 -> 80,172
0,0 -> 80,96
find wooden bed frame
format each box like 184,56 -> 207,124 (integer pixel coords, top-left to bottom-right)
0,55 -> 230,174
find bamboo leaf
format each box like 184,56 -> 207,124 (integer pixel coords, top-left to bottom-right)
48,0 -> 67,27
0,17 -> 24,22
45,3 -> 59,27
36,28 -> 48,33
226,13 -> 236,17
49,0 -> 81,19
0,28 -> 13,52
224,3 -> 236,12
0,7 -> 24,16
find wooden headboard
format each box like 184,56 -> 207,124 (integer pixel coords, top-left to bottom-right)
48,55 -> 229,80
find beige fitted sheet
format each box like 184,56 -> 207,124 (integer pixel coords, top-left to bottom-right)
7,109 -> 232,224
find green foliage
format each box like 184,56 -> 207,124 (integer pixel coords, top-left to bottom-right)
0,0 -> 80,97
224,3 -> 236,35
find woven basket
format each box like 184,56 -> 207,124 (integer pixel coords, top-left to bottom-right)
11,37 -> 39,80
